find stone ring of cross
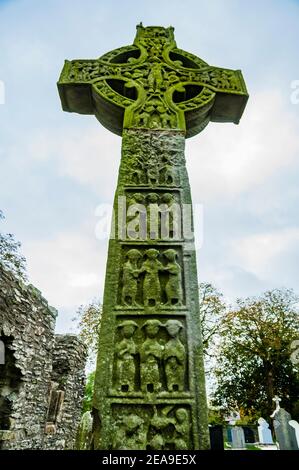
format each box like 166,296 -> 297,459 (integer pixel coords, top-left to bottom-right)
58,24 -> 248,138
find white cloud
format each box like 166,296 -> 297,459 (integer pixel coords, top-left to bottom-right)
69,272 -> 100,288
57,126 -> 120,198
231,227 -> 299,280
198,260 -> 269,302
187,90 -> 299,202
23,230 -> 107,311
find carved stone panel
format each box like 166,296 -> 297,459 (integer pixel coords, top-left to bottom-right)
119,245 -> 185,309
112,316 -> 189,395
124,189 -> 182,241
111,403 -> 192,450
120,131 -> 184,188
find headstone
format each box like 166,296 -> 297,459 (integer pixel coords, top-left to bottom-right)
273,408 -> 299,450
289,420 -> 299,448
209,425 -> 224,450
257,418 -> 273,444
76,411 -> 93,450
242,425 -> 256,443
58,23 -> 248,450
226,426 -> 232,443
231,426 -> 246,449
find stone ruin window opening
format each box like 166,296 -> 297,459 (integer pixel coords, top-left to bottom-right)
0,336 -> 22,431
45,358 -> 70,434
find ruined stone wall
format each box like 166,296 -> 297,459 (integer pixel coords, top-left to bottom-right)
44,334 -> 87,449
0,264 -> 86,449
0,264 -> 56,449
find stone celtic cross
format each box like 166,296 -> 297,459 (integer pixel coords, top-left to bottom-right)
58,23 -> 248,450
273,395 -> 282,410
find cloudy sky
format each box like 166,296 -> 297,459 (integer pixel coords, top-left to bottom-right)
0,0 -> 299,332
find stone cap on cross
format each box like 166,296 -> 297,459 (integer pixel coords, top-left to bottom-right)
58,24 -> 248,137
273,395 -> 282,410
270,395 -> 282,418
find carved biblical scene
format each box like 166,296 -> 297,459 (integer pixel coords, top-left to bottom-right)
112,316 -> 188,394
125,190 -> 182,241
133,95 -> 177,130
121,131 -> 184,187
111,404 -> 192,450
119,246 -> 184,308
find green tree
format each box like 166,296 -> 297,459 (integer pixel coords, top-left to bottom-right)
82,371 -> 95,413
212,288 -> 299,421
75,299 -> 102,368
199,282 -> 227,355
0,210 -> 27,281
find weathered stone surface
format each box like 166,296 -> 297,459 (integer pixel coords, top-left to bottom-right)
273,408 -> 299,450
58,24 -> 248,138
231,426 -> 246,449
0,264 -> 86,449
44,335 -> 87,449
76,410 -> 93,450
258,417 -> 273,444
92,129 -> 209,450
58,24 -> 248,450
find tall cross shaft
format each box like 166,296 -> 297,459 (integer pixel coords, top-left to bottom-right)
58,24 -> 248,450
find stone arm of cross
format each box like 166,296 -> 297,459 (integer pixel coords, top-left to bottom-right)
58,57 -> 140,135
57,36 -> 248,138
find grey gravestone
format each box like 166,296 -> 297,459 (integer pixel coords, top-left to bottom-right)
258,418 -> 273,444
231,426 -> 246,449
226,426 -> 232,442
76,410 -> 93,450
289,420 -> 299,448
273,408 -> 299,450
209,425 -> 224,450
242,426 -> 256,443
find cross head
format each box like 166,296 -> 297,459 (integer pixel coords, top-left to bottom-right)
58,23 -> 248,137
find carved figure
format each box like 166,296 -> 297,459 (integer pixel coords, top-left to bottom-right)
115,320 -> 138,392
163,163 -> 176,185
160,193 -> 179,239
148,62 -> 163,91
139,249 -> 164,307
140,319 -> 163,393
146,159 -> 160,186
173,408 -> 189,449
127,193 -> 146,240
121,249 -> 142,306
164,320 -> 186,392
112,414 -> 146,450
130,155 -> 145,184
148,406 -> 174,450
163,249 -> 183,306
